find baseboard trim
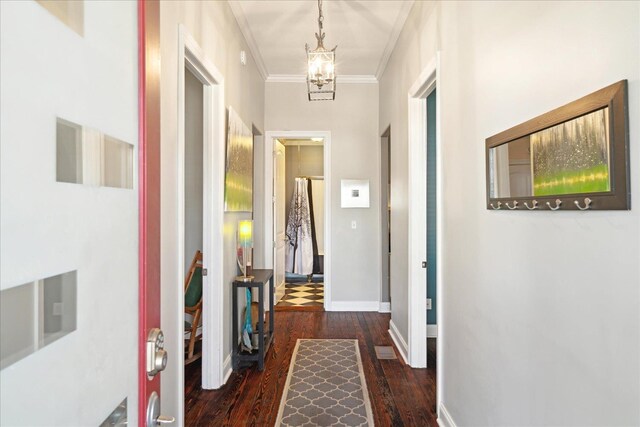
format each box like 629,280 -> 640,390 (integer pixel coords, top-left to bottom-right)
329,301 -> 379,312
388,319 -> 408,364
427,324 -> 438,338
437,403 -> 457,427
222,352 -> 232,385
378,302 -> 391,313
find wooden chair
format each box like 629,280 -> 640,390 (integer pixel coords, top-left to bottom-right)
184,250 -> 204,364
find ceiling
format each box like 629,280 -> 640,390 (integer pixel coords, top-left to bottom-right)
228,1 -> 414,81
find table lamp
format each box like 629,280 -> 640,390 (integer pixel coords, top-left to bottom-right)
236,220 -> 254,282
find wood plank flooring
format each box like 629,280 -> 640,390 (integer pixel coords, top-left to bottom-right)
185,312 -> 437,426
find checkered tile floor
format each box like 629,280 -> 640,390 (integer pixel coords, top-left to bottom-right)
277,283 -> 324,308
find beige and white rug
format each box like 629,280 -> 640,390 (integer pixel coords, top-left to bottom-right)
276,339 -> 374,426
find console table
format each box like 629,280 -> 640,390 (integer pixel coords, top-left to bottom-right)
232,269 -> 274,371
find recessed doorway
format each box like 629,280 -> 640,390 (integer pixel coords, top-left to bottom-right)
175,28 -> 227,420
183,65 -> 205,369
264,131 -> 332,312
407,54 -> 443,417
380,127 -> 391,314
274,138 -> 325,311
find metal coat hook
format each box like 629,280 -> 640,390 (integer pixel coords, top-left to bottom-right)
524,200 -> 539,210
574,197 -> 592,210
546,199 -> 562,211
490,202 -> 502,210
505,201 -> 518,210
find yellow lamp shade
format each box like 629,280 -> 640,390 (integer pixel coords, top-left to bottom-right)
238,220 -> 253,247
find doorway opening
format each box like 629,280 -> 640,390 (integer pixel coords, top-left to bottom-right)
407,54 -> 443,419
380,127 -> 391,313
275,138 -> 325,311
175,28 -> 227,427
425,87 -> 438,388
183,67 -> 204,366
264,131 -> 332,312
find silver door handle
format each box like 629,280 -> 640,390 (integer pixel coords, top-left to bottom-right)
146,392 -> 175,426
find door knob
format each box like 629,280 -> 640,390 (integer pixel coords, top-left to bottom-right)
146,392 -> 175,426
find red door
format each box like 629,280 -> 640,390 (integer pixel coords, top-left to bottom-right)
138,1 -> 163,425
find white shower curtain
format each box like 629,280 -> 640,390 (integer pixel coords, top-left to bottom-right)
285,178 -> 314,275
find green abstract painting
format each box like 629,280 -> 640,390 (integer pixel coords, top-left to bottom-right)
531,108 -> 610,196
225,108 -> 253,212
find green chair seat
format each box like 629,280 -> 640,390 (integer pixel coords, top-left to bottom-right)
185,266 -> 203,308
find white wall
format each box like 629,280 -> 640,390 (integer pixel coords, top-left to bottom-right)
160,0 -> 265,420
380,1 -> 640,425
265,83 -> 380,305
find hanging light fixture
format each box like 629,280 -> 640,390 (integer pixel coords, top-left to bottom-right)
305,0 -> 337,101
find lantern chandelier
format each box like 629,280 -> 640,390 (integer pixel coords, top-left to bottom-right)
305,0 -> 337,101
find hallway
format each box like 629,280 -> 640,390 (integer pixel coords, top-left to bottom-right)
1,1 -> 638,425
185,312 -> 437,426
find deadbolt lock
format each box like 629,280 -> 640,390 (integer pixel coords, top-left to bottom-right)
422,261 -> 427,268
146,328 -> 167,377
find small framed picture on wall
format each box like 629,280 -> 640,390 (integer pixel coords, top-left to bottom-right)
341,179 -> 370,208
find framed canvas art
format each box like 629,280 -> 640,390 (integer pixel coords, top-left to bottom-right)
225,108 -> 253,212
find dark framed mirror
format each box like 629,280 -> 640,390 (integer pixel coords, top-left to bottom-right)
485,80 -> 630,211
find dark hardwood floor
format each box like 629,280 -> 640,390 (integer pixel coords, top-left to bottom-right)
185,312 -> 437,426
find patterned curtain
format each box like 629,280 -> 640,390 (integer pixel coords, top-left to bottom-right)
285,178 -> 314,274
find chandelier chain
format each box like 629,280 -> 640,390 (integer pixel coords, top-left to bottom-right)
316,0 -> 324,47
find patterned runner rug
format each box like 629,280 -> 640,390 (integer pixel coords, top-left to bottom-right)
276,339 -> 374,426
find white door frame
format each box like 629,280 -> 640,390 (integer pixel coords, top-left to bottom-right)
264,131 -> 332,310
407,52 -> 444,418
177,25 -> 226,395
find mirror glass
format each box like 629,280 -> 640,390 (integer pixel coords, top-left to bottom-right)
57,118 -> 83,184
0,271 -> 77,370
489,107 -> 610,199
102,135 -> 134,189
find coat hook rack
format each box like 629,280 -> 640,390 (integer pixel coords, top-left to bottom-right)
546,199 -> 562,211
574,197 -> 592,210
484,81 -> 630,212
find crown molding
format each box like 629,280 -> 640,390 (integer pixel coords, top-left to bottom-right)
340,75 -> 378,84
228,1 -> 268,80
375,0 -> 414,80
265,74 -> 306,83
266,74 -> 378,84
